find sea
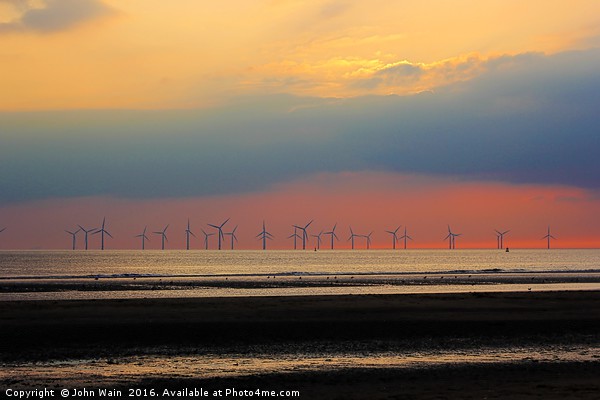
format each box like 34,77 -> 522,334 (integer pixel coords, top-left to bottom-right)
1,249 -> 600,300
2,249 -> 600,391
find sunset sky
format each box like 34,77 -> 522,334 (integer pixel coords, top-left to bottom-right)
1,0 -> 600,249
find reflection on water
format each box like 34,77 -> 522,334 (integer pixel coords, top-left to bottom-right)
2,249 -> 600,300
2,249 -> 600,279
3,282 -> 600,301
3,345 -> 599,388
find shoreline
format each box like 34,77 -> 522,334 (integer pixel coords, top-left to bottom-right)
2,291 -> 599,359
2,291 -> 600,398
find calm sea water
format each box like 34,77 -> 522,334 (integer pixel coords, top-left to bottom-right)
1,249 -> 599,279
2,249 -> 600,300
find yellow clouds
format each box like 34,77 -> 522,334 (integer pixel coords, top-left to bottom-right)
243,53 -> 509,97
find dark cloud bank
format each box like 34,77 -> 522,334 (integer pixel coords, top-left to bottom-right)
0,0 -> 113,34
1,49 -> 599,203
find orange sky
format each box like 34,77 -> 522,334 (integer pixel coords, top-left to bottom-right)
2,1 -> 600,110
1,1 -> 600,249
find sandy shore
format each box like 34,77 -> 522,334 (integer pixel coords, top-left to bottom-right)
1,291 -> 600,398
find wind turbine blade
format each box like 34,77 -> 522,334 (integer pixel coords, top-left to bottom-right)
305,220 -> 313,229
208,224 -> 219,229
220,218 -> 230,228
332,223 -> 337,232
105,231 -> 113,238
190,231 -> 196,237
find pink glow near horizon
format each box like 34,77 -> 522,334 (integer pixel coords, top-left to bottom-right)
0,172 -> 599,250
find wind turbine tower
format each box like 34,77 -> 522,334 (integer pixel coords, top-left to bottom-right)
208,218 -> 230,250
201,229 -> 214,250
153,225 -> 169,250
256,221 -> 274,250
311,230 -> 323,250
185,219 -> 196,250
92,217 -> 112,250
293,220 -> 313,250
225,225 -> 238,250
385,226 -> 401,250
363,232 -> 373,250
348,226 -> 359,250
324,223 -> 339,250
288,227 -> 301,250
77,225 -> 97,250
136,226 -> 150,250
495,229 -> 510,249
445,225 -> 461,249
542,226 -> 557,249
65,228 -> 80,250
399,227 -> 413,249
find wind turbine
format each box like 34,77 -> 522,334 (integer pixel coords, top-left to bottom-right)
348,226 -> 360,250
153,224 -> 169,250
92,217 -> 112,250
293,220 -> 313,250
398,226 -> 413,249
362,232 -> 373,250
256,221 -> 273,250
65,228 -> 80,250
495,229 -> 510,249
444,225 -> 461,249
77,225 -> 97,250
224,225 -> 238,250
201,228 -> 214,250
541,226 -> 556,249
385,226 -> 401,250
324,223 -> 339,250
311,230 -> 323,250
185,219 -> 196,250
288,226 -> 301,250
135,226 -> 150,250
208,218 -> 229,250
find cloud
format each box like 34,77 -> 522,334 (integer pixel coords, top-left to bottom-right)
1,48 -> 600,203
0,0 -> 113,34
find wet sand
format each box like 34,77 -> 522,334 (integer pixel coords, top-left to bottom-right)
1,291 -> 600,398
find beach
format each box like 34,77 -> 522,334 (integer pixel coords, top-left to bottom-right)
1,291 -> 599,398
